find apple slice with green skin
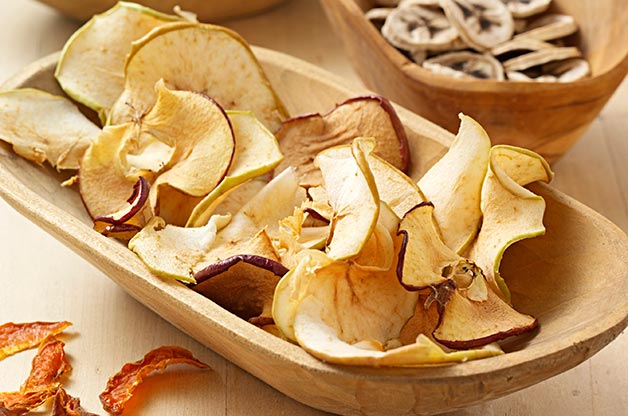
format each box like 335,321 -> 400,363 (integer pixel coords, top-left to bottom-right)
274,95 -> 410,186
186,110 -> 284,227
315,138 -> 380,261
468,145 -> 553,302
55,2 -> 181,122
108,21 -> 287,132
128,214 -> 231,283
418,114 -> 491,254
0,89 -> 100,170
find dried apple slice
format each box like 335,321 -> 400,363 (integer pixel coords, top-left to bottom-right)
315,138 -> 380,261
397,202 -> 484,289
293,297 -> 502,366
108,21 -> 287,132
55,2 -> 181,121
146,81 -> 235,225
186,111 -> 284,227
0,89 -> 99,170
274,96 -> 409,185
366,153 -> 426,218
468,145 -> 553,301
418,114 -> 491,254
433,284 -> 538,349
128,214 -> 231,283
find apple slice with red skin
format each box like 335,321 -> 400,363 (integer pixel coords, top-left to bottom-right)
191,254 -> 289,324
93,176 -> 150,229
274,95 -> 410,186
433,283 -> 538,349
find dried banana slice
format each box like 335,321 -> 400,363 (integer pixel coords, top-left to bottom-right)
399,0 -> 441,7
515,14 -> 578,42
381,5 -> 459,51
508,58 -> 590,82
410,48 -> 428,64
503,46 -> 581,72
423,51 -> 505,80
439,0 -> 514,50
375,0 -> 402,5
501,0 -> 551,18
491,38 -> 554,58
365,7 -> 394,25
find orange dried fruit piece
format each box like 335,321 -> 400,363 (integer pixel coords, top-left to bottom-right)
52,388 -> 98,416
0,337 -> 71,415
0,321 -> 71,361
99,346 -> 209,415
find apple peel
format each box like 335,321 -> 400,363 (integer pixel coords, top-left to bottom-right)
468,145 -> 554,301
54,1 -> 181,121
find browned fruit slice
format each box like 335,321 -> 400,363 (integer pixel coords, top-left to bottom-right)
275,95 -> 410,185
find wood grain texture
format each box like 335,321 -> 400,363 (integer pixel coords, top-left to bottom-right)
320,0 -> 628,163
33,0 -> 288,22
0,49 -> 627,415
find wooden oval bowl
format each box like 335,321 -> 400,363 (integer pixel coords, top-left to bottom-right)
1,50 -> 628,415
34,0 -> 287,22
321,0 -> 628,162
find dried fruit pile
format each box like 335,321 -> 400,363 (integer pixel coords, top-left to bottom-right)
367,0 -> 590,82
0,322 -> 208,415
0,2 -> 555,368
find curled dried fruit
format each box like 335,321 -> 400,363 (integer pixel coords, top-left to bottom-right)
99,346 -> 209,415
502,46 -> 581,72
501,0 -> 551,18
423,51 -> 505,80
52,388 -> 98,416
439,0 -> 514,50
515,14 -> 578,42
382,5 -> 459,51
0,321 -> 72,361
0,337 -> 71,415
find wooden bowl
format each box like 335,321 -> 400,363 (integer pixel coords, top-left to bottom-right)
1,50 -> 628,415
320,0 -> 628,162
34,0 -> 287,22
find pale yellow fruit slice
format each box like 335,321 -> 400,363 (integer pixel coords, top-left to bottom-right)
128,214 -> 231,283
108,21 -> 287,132
0,89 -> 99,170
146,81 -> 235,225
418,114 -> 491,254
367,152 -> 426,219
186,111 -> 284,227
314,138 -> 380,261
294,297 -> 503,366
55,2 -> 180,121
468,145 -> 553,302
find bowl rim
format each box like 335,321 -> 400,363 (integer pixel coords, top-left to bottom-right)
332,0 -> 628,92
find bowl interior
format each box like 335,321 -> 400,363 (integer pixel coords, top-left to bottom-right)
354,0 -> 628,78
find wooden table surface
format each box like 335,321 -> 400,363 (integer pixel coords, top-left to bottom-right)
0,1 -> 626,415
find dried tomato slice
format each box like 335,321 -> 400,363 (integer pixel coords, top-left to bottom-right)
0,337 -> 71,415
99,346 -> 209,415
52,388 -> 99,416
0,321 -> 72,361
